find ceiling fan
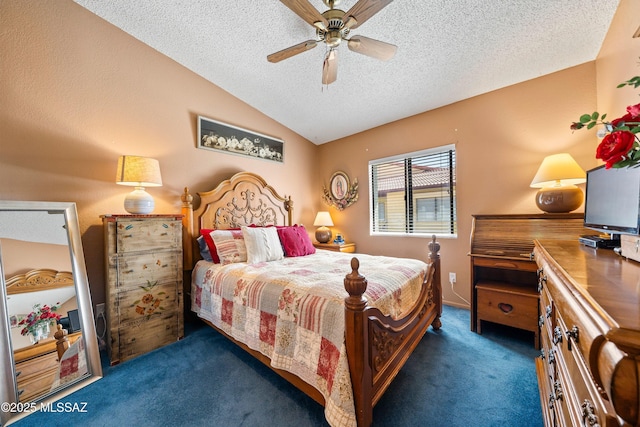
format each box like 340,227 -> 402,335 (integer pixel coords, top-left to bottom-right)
267,0 -> 397,85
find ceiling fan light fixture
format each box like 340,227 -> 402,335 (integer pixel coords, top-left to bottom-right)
270,0 -> 396,84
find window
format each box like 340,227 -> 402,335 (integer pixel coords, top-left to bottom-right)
369,144 -> 456,236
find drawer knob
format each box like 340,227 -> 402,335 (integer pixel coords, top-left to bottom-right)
548,393 -> 555,410
548,349 -> 556,366
566,325 -> 579,351
553,326 -> 563,345
581,400 -> 600,427
537,274 -> 547,292
554,380 -> 564,401
546,305 -> 552,318
539,315 -> 544,328
539,349 -> 545,360
498,303 -> 513,313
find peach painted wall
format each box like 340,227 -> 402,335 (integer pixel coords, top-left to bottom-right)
0,0 -> 318,307
595,0 -> 640,119
318,0 -> 639,308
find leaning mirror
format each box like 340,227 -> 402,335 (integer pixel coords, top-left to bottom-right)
0,202 -> 102,426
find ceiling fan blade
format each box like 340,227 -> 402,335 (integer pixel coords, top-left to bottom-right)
267,40 -> 318,63
322,49 -> 338,85
342,0 -> 393,30
279,0 -> 328,30
347,36 -> 397,61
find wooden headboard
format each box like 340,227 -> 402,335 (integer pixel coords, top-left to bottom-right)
181,172 -> 293,269
6,269 -> 74,295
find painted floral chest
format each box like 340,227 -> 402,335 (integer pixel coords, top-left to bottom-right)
102,215 -> 183,364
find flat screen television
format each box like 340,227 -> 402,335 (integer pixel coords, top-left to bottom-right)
584,165 -> 640,236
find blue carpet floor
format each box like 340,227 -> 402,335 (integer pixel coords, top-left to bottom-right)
12,305 -> 542,427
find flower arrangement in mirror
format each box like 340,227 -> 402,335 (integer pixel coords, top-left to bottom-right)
19,302 -> 61,343
571,74 -> 640,169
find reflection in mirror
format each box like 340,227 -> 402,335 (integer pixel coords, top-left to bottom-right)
0,202 -> 102,426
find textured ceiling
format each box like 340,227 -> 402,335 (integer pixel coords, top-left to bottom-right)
73,0 -> 620,144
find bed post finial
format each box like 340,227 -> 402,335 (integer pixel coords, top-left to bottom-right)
182,187 -> 193,206
55,324 -> 69,361
284,195 -> 293,226
344,257 -> 367,310
428,234 -> 440,261
181,187 -> 194,270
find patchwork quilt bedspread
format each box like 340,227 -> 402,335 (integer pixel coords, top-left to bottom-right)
191,249 -> 429,427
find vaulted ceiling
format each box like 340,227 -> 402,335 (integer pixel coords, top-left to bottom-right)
74,0 -> 620,144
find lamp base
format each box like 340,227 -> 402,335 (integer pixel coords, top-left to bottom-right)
535,185 -> 583,213
124,187 -> 155,214
315,226 -> 332,243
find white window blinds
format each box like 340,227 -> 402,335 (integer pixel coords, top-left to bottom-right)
370,145 -> 457,236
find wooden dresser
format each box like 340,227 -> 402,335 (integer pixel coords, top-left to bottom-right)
470,214 -> 588,349
102,214 -> 184,365
14,332 -> 81,402
534,240 -> 640,427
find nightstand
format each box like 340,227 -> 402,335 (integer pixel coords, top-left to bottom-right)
313,242 -> 356,253
102,214 -> 184,364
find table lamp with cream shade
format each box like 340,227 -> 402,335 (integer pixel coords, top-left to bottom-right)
530,153 -> 586,213
116,155 -> 162,214
313,211 -> 334,243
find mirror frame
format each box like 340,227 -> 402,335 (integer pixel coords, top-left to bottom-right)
0,201 -> 102,426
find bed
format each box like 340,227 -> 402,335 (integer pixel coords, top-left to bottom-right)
181,172 -> 442,427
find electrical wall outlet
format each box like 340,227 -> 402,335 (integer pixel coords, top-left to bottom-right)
449,272 -> 456,284
95,303 -> 105,318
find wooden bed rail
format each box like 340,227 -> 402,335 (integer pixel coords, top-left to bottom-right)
344,235 -> 442,426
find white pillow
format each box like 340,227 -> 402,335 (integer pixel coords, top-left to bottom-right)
210,229 -> 247,264
241,226 -> 284,264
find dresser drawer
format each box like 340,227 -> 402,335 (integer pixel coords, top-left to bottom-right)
114,218 -> 181,253
15,352 -> 58,402
113,251 -> 182,290
116,314 -> 180,362
473,256 -> 538,272
115,280 -> 180,325
537,257 -> 604,384
553,315 -> 611,427
476,281 -> 539,331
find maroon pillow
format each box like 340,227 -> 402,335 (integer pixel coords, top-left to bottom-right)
277,226 -> 316,257
200,228 -> 241,263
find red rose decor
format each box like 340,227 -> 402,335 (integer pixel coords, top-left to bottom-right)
571,75 -> 640,169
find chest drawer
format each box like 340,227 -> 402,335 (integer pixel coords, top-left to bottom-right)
476,281 -> 539,331
112,251 -> 182,290
116,314 -> 179,362
115,280 -> 180,325
111,218 -> 182,253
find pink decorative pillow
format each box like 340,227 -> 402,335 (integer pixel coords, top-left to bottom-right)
277,225 -> 316,257
210,229 -> 247,264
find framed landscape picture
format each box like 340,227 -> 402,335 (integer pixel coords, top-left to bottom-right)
197,115 -> 284,163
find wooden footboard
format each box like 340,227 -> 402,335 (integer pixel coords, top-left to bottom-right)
344,236 -> 442,426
